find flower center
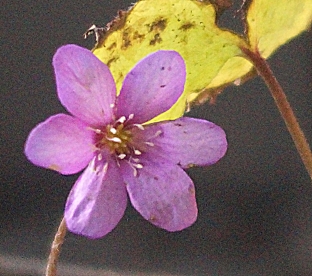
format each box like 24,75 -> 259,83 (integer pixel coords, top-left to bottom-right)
92,114 -> 162,176
95,116 -> 134,157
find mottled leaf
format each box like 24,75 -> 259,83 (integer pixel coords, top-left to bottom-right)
93,0 -> 312,122
93,0 -> 248,122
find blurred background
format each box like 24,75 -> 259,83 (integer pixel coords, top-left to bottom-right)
1,0 -> 312,275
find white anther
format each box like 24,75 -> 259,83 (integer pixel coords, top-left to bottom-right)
98,153 -> 102,161
145,141 -> 154,147
110,127 -> 117,134
90,157 -> 97,171
128,114 -> 134,120
155,130 -> 162,137
107,137 -> 122,143
133,167 -> 138,177
133,163 -> 143,169
134,124 -> 144,130
134,149 -> 142,155
103,162 -> 108,173
132,158 -> 140,163
110,103 -> 115,108
117,116 -> 126,123
87,127 -> 101,133
118,154 -> 126,160
148,130 -> 162,139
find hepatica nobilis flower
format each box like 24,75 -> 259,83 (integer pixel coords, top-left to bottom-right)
25,44 -> 227,239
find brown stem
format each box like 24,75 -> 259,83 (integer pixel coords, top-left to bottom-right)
46,217 -> 67,276
241,46 -> 312,180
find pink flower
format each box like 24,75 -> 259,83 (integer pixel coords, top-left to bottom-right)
25,45 -> 227,239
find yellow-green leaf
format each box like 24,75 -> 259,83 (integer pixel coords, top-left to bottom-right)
247,0 -> 312,58
93,0 -> 249,122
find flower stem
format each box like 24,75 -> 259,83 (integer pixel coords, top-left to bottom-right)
241,46 -> 312,180
46,217 -> 67,276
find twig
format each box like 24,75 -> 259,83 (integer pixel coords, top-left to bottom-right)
46,217 -> 67,276
241,46 -> 312,180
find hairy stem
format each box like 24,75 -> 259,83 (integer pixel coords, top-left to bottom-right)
46,217 -> 67,276
241,46 -> 312,180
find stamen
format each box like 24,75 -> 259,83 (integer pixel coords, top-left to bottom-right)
103,162 -> 109,173
91,157 -> 97,172
117,116 -> 126,124
110,103 -> 115,108
128,114 -> 134,120
133,124 -> 144,130
118,154 -> 126,160
142,129 -> 162,148
133,163 -> 143,169
126,158 -> 143,177
132,158 -> 140,163
154,130 -> 162,137
145,141 -> 154,147
98,153 -> 102,161
107,137 -> 122,143
132,167 -> 138,177
134,149 -> 142,155
148,130 -> 163,139
110,127 -> 117,134
87,127 -> 102,134
115,157 -> 121,167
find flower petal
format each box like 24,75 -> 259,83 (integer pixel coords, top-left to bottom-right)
121,160 -> 197,232
116,50 -> 186,124
133,117 -> 227,168
25,114 -> 94,174
53,44 -> 116,126
65,158 -> 127,239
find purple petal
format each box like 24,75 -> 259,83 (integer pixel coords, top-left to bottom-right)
116,50 -> 186,124
53,44 -> 116,126
121,160 -> 197,232
65,158 -> 127,239
24,114 -> 94,175
133,117 -> 227,168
